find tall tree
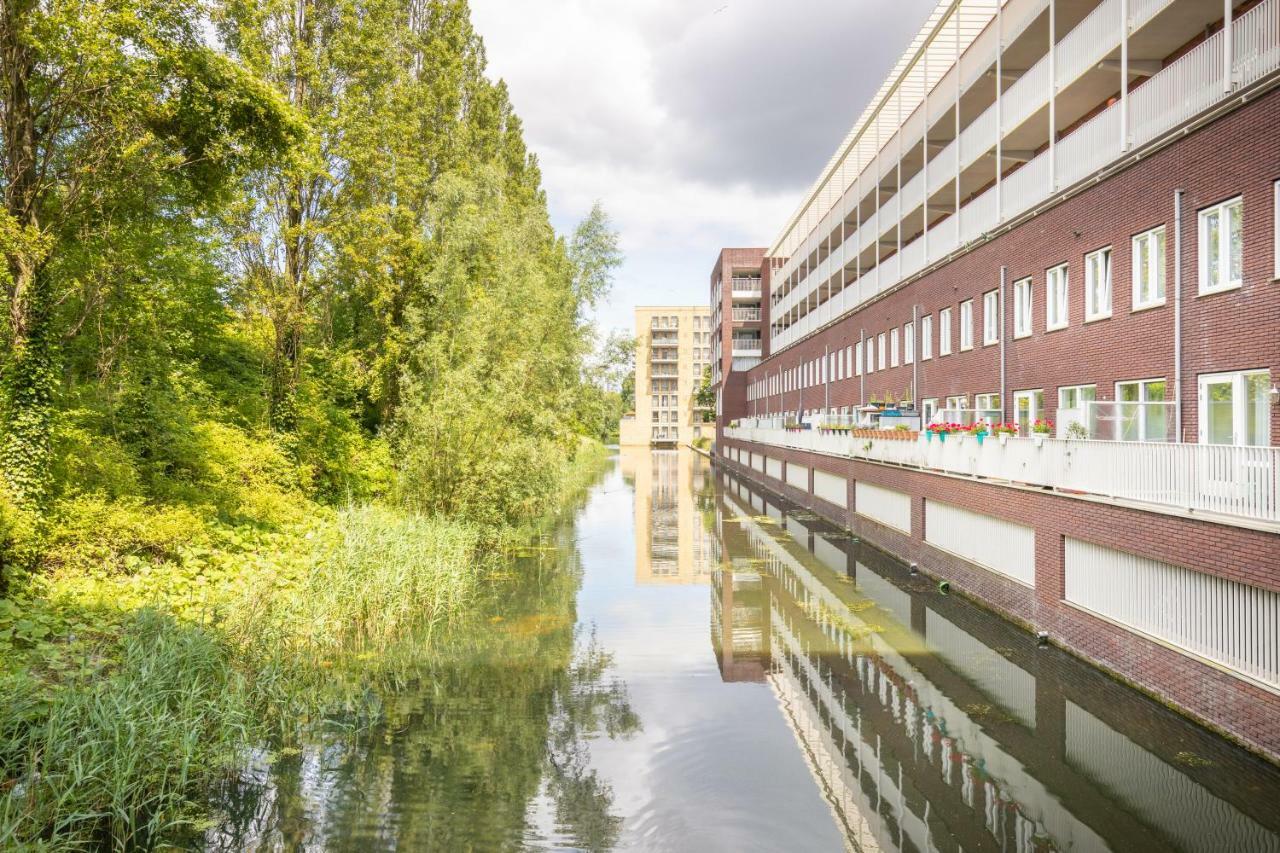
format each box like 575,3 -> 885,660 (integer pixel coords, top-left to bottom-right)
0,0 -> 297,507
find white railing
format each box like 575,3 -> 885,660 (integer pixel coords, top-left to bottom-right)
723,426 -> 1280,525
960,184 -> 998,243
1002,152 -> 1050,220
1130,29 -> 1224,145
732,307 -> 761,322
1235,0 -> 1280,87
959,102 -> 997,170
1056,0 -> 1120,90
1001,52 -> 1051,134
1055,101 -> 1121,189
732,346 -> 763,358
926,139 -> 957,196
899,168 -> 925,216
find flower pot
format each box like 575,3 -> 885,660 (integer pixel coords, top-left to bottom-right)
926,431 -> 933,442
998,434 -> 1009,446
938,432 -> 947,443
976,433 -> 986,446
1034,434 -> 1046,447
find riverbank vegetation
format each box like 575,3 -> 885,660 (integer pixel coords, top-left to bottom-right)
0,0 -> 622,847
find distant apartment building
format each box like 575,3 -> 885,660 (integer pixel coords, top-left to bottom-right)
619,447 -> 716,584
619,305 -> 713,446
711,0 -> 1280,760
709,248 -> 768,421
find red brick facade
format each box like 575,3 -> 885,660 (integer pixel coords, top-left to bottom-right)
709,248 -> 766,420
745,87 -> 1280,445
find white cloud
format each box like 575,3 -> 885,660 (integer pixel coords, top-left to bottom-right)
469,0 -> 935,335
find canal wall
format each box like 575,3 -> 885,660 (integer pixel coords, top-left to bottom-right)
713,438 -> 1280,763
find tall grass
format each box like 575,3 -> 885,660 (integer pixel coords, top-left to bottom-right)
0,612 -> 257,851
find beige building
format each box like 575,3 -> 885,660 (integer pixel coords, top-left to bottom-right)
619,305 -> 712,447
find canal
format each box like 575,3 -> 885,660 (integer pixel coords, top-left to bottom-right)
207,449 -> 1280,852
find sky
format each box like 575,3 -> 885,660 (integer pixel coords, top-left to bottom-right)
468,0 -> 940,340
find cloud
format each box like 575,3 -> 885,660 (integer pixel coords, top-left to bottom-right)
468,0 -> 937,334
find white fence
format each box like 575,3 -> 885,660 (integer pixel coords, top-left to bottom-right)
724,425 -> 1280,525
1065,539 -> 1280,690
925,500 -> 1036,587
854,481 -> 911,533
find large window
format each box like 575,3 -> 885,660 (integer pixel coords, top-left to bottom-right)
904,322 -> 915,365
939,307 -> 953,355
855,342 -> 863,376
1132,226 -> 1166,309
1013,277 -> 1032,338
846,346 -> 853,379
1199,370 -> 1270,446
982,290 -> 999,345
974,393 -> 1000,415
1013,389 -> 1044,434
878,333 -> 886,370
921,315 -> 933,359
1116,378 -> 1169,442
1198,196 -> 1243,294
1085,247 -> 1112,320
1046,263 -> 1069,330
890,328 -> 900,367
959,300 -> 974,350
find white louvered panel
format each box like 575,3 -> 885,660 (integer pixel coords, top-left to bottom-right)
1064,539 -> 1280,689
785,462 -> 810,491
925,500 -> 1035,587
813,469 -> 848,508
766,456 -> 783,480
854,481 -> 911,533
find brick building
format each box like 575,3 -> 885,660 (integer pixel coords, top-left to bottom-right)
619,305 -> 712,447
710,0 -> 1280,759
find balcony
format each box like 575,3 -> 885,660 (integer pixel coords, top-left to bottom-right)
724,423 -> 1280,527
731,339 -> 762,358
731,278 -> 763,299
732,307 -> 762,322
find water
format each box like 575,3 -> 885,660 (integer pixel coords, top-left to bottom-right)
207,449 -> 1280,852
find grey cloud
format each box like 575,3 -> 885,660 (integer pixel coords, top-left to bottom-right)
654,0 -> 939,191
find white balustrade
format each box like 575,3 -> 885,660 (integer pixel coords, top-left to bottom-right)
1001,151 -> 1050,219
1056,0 -> 1121,90
1001,53 -> 1050,134
899,168 -> 925,216
959,102 -> 997,170
723,426 -> 1280,525
1129,30 -> 1224,146
1055,101 -> 1120,189
1235,0 -> 1280,87
960,184 -> 997,243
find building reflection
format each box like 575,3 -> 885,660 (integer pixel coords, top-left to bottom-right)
704,470 -> 1280,853
619,447 -> 716,585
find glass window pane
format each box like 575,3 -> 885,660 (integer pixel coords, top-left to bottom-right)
1229,201 -> 1243,285
1245,372 -> 1269,446
1206,380 -> 1234,445
1207,210 -> 1221,287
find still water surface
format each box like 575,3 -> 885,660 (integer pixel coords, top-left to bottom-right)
208,449 -> 1280,852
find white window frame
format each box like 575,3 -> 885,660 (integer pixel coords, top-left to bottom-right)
904,322 -> 915,365
1198,196 -> 1243,295
878,333 -> 886,370
1198,369 -> 1271,447
1131,226 -> 1166,310
982,290 -> 999,346
939,307 -> 953,356
1084,247 -> 1112,321
974,392 -> 1000,413
846,345 -> 853,379
1013,389 -> 1044,433
1046,263 -> 1069,330
959,300 -> 974,350
1274,180 -> 1280,280
920,315 -> 933,360
890,328 -> 900,367
1013,277 -> 1032,338
922,398 -> 938,424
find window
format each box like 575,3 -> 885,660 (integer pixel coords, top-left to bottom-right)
1198,196 -> 1243,294
1199,370 -> 1270,446
1013,390 -> 1044,435
1275,181 -> 1280,280
974,393 -> 1000,415
939,308 -> 953,355
959,300 -> 974,350
921,315 -> 933,359
1085,247 -> 1112,320
982,290 -> 999,345
1116,378 -> 1169,442
890,328 -> 900,367
1058,384 -> 1096,436
845,346 -> 853,378
836,350 -> 843,381
878,333 -> 887,370
855,341 -> 864,376
1013,278 -> 1032,337
1046,263 -> 1069,330
904,322 -> 915,365
945,395 -> 967,411
922,398 -> 938,424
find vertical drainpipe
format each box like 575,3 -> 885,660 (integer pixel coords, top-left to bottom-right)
912,304 -> 920,409
999,266 -> 1008,422
1174,190 -> 1184,441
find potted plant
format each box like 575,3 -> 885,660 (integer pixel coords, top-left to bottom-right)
993,422 -> 1017,445
1031,419 -> 1054,447
972,421 -> 990,446
1065,421 -> 1089,440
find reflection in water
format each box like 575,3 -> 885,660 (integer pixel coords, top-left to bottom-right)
203,454 -> 1280,852
712,469 -> 1280,853
620,447 -> 717,585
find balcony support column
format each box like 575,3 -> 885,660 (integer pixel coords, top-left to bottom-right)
1120,0 -> 1129,151
996,0 -> 1004,222
999,266 -> 1008,424
923,43 -> 930,261
1049,0 -> 1057,190
954,16 -> 962,241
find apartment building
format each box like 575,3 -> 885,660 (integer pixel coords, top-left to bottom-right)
712,0 -> 1280,759
620,305 -> 713,446
709,248 -> 768,422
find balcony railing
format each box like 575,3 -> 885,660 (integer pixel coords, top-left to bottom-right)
731,278 -> 763,298
732,307 -> 762,322
724,425 -> 1280,525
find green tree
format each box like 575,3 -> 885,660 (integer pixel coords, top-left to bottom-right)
695,365 -> 715,422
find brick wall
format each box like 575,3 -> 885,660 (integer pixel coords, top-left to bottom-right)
716,437 -> 1280,761
747,87 -> 1280,444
